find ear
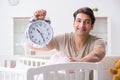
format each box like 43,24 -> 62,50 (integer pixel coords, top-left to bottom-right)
91,24 -> 94,29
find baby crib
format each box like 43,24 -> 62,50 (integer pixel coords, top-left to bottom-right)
0,55 -> 104,80
0,55 -> 47,80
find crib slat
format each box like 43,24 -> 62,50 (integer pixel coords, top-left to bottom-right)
75,69 -> 80,80
65,70 -> 70,80
84,69 -> 89,80
3,72 -> 6,80
44,73 -> 50,80
55,71 -> 59,80
94,62 -> 104,80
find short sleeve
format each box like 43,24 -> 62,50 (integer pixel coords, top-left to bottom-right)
93,39 -> 106,50
51,34 -> 65,51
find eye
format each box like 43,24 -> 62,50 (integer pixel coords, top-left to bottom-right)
84,20 -> 91,25
76,19 -> 81,23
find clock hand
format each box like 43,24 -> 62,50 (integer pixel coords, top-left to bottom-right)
36,29 -> 45,42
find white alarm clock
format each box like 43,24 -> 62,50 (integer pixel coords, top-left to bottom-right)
26,19 -> 53,48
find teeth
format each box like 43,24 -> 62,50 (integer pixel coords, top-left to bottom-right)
79,29 -> 84,31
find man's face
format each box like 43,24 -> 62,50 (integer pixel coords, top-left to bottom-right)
73,13 -> 94,36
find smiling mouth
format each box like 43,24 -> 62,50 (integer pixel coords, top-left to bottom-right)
78,28 -> 85,32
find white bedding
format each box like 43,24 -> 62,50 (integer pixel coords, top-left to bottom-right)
45,52 -> 69,65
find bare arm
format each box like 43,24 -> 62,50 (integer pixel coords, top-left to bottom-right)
69,47 -> 105,62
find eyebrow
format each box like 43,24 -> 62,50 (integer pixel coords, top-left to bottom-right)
76,18 -> 91,21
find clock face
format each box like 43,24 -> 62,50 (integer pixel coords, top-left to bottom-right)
26,20 -> 53,48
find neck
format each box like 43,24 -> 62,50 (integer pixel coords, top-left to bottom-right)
73,34 -> 90,51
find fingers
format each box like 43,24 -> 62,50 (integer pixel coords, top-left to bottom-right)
68,57 -> 76,62
34,9 -> 47,20
34,9 -> 46,16
26,42 -> 33,50
26,42 -> 38,51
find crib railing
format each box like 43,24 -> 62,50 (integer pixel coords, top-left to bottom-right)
19,57 -> 48,67
27,62 -> 104,80
0,55 -> 20,68
0,55 -> 48,68
0,55 -> 104,80
0,55 -> 48,80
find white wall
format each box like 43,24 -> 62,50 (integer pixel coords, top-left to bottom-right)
0,0 -> 120,55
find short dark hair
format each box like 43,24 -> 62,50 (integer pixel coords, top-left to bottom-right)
73,7 -> 95,24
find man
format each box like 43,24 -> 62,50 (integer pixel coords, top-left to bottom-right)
28,7 -> 106,62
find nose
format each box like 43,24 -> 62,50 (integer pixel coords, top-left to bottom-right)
79,21 -> 85,28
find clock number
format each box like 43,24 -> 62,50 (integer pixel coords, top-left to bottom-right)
46,28 -> 49,31
38,23 -> 42,27
48,33 -> 51,35
39,40 -> 41,43
31,35 -> 34,38
46,37 -> 49,39
44,24 -> 46,28
30,31 -> 32,34
32,27 -> 35,30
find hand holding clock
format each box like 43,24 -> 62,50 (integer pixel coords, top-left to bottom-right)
34,9 -> 47,20
26,9 -> 53,49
